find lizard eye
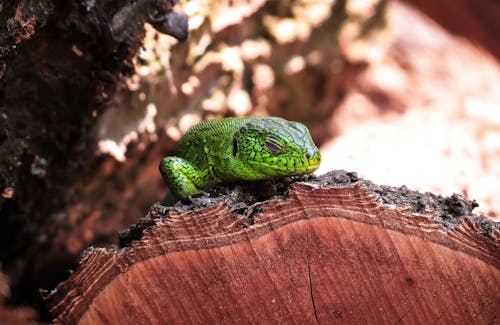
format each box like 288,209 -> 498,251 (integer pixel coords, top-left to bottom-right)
232,137 -> 238,157
264,135 -> 284,155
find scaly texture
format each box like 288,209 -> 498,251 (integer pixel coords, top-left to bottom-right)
159,116 -> 321,199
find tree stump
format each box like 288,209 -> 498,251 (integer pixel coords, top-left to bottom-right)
45,171 -> 499,324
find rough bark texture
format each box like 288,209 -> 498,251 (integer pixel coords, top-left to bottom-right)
46,171 -> 499,324
2,0 -> 376,316
0,0 -> 187,311
1,0 -> 499,323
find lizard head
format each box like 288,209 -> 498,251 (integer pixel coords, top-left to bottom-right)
233,117 -> 321,178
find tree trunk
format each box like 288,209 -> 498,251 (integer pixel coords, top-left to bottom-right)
46,171 -> 499,324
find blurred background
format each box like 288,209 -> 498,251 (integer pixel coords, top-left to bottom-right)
92,0 -> 500,228
0,0 -> 499,322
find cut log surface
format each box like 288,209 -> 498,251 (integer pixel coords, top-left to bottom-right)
46,171 -> 499,324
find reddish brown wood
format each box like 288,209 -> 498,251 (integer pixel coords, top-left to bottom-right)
46,174 -> 499,324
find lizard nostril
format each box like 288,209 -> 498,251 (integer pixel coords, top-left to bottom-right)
305,153 -> 311,159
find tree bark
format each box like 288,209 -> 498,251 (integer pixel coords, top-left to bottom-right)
1,0 -> 499,322
0,0 -> 188,309
46,171 -> 499,324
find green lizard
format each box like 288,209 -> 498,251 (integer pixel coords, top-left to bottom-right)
159,116 -> 321,201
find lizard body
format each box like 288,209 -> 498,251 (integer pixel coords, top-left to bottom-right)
159,116 -> 321,200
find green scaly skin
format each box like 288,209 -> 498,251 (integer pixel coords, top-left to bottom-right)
159,116 -> 321,201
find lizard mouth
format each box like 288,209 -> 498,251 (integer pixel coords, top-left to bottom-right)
249,152 -> 321,175
305,161 -> 320,172
304,158 -> 321,173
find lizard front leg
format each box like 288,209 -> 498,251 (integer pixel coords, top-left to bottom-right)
159,157 -> 211,201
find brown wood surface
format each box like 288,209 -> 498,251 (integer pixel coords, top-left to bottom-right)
46,173 -> 499,324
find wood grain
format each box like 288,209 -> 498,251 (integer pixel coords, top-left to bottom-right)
46,172 -> 500,324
